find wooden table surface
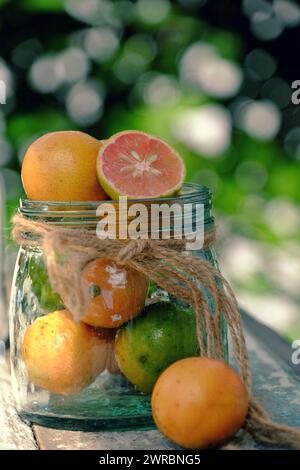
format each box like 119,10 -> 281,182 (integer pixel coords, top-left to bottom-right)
1,310 -> 300,450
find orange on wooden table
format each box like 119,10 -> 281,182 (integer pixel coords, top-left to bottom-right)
22,130 -> 108,201
22,310 -> 115,395
81,258 -> 148,328
152,357 -> 249,449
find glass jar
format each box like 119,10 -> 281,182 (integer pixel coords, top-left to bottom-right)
9,183 -> 228,431
0,174 -> 7,343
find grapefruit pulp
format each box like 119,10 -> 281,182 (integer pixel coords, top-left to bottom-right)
97,130 -> 186,199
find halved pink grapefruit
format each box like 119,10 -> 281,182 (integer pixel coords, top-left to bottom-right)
97,131 -> 186,199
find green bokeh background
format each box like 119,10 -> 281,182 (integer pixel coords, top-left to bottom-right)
0,0 -> 299,340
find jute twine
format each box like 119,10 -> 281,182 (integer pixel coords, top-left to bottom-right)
12,213 -> 300,449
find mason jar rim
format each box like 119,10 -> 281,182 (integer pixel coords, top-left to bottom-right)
18,183 -> 214,239
19,183 -> 212,216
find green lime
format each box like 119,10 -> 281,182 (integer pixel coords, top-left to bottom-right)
115,302 -> 199,393
28,254 -> 64,312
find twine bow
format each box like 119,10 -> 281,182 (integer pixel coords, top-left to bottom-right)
12,213 -> 300,449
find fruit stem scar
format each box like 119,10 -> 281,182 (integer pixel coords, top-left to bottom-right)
89,284 -> 101,298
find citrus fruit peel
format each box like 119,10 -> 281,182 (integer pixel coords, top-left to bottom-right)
22,131 -> 108,202
151,357 -> 249,449
22,310 -> 116,395
81,258 -> 148,328
115,302 -> 199,393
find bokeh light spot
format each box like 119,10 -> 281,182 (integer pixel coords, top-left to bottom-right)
66,80 -> 104,125
239,100 -> 281,140
64,0 -> 116,26
0,59 -> 14,99
115,1 -> 135,23
84,28 -> 119,62
29,55 -> 62,93
197,58 -> 242,99
284,127 -> 300,160
172,105 -> 232,157
245,49 -> 277,81
251,11 -> 284,40
58,47 -> 90,83
136,0 -> 171,24
261,77 -> 291,109
113,54 -> 145,84
11,39 -> 43,69
264,198 -> 300,237
235,160 -> 268,192
143,74 -> 181,106
243,0 -> 272,17
273,0 -> 300,27
124,34 -> 157,63
180,42 -> 242,98
192,169 -> 220,193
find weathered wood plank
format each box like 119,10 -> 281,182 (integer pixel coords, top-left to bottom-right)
246,333 -> 300,432
34,424 -> 257,451
34,427 -> 179,451
0,358 -> 37,450
242,309 -> 300,379
33,321 -> 300,450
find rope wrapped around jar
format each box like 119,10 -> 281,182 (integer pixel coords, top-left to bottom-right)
12,212 -> 300,449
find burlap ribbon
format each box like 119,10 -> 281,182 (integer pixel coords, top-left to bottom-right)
12,213 -> 300,449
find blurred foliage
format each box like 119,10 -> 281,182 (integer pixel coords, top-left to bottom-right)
0,0 -> 299,338
20,0 -> 64,12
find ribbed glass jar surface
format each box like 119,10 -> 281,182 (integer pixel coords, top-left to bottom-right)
9,183 -> 228,431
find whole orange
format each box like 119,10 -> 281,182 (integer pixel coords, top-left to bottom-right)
152,357 -> 249,449
21,131 -> 108,201
81,258 -> 148,328
22,310 -> 115,395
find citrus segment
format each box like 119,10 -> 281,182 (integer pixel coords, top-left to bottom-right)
97,131 -> 185,199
